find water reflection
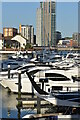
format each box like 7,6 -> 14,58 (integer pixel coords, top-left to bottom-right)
7,108 -> 11,117
2,87 -> 17,109
17,107 -> 21,119
0,85 -> 2,118
0,73 -> 52,119
1,85 -> 36,118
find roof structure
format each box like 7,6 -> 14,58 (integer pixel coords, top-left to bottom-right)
11,34 -> 28,48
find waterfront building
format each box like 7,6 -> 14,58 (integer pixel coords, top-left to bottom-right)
55,31 -> 62,44
33,35 -> 36,45
0,33 -> 3,50
36,8 -> 42,46
11,34 -> 28,49
3,27 -> 18,40
19,24 -> 34,44
3,27 -> 18,49
36,1 -> 56,47
78,2 -> 80,46
72,32 -> 80,46
58,39 -> 78,47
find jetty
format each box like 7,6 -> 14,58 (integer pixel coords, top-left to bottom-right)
0,50 -> 17,54
23,114 -> 80,119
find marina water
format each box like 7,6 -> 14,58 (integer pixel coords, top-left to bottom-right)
0,54 -> 36,119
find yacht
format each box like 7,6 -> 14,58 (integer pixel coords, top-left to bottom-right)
0,63 -> 35,78
8,51 -> 28,60
26,71 -> 80,107
36,91 -> 80,107
66,52 -> 80,60
1,63 -> 79,94
0,63 -> 35,88
0,65 -> 51,93
35,66 -> 80,91
51,58 -> 77,69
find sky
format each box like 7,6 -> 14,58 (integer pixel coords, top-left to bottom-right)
1,1 -> 78,38
78,1 -> 80,33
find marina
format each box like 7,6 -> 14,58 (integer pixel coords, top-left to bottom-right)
1,0 -> 80,119
0,49 -> 80,119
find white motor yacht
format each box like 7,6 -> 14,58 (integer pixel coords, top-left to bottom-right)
3,65 -> 79,94
26,71 -> 80,107
0,63 -> 35,79
0,65 -> 51,93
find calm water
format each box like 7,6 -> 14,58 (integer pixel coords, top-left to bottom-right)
0,54 -> 36,119
0,85 -> 36,119
0,53 -> 50,119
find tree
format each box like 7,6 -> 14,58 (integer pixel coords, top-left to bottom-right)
25,43 -> 33,49
6,44 -> 11,48
65,37 -> 72,40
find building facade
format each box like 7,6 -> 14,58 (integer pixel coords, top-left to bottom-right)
36,1 -> 56,46
0,33 -> 3,50
19,24 -> 34,44
36,8 -> 42,46
56,31 -> 62,44
3,27 -> 18,39
33,35 -> 36,44
78,2 -> 80,46
3,27 -> 18,49
11,35 -> 28,49
72,32 -> 80,46
58,39 -> 78,47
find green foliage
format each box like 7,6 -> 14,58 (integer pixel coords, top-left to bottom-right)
25,43 -> 33,49
6,44 -> 11,48
65,37 -> 72,40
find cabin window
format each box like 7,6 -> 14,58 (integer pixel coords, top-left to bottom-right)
52,86 -> 62,91
68,55 -> 74,58
48,88 -> 50,92
45,73 -> 70,81
67,87 -> 71,91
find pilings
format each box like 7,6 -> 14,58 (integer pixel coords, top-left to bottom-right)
37,96 -> 41,114
1,62 -> 3,71
18,70 -> 22,99
37,84 -> 41,114
8,65 -> 10,79
17,70 -> 22,119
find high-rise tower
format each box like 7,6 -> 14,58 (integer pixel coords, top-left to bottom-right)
36,1 -> 56,47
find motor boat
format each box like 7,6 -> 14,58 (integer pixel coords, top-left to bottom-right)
36,91 -> 80,107
66,52 -> 80,60
0,63 -> 35,78
8,51 -> 28,60
3,64 -> 79,94
0,65 -> 51,93
26,71 -> 80,107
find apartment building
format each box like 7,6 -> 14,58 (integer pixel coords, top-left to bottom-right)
36,1 -> 56,46
19,24 -> 34,44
